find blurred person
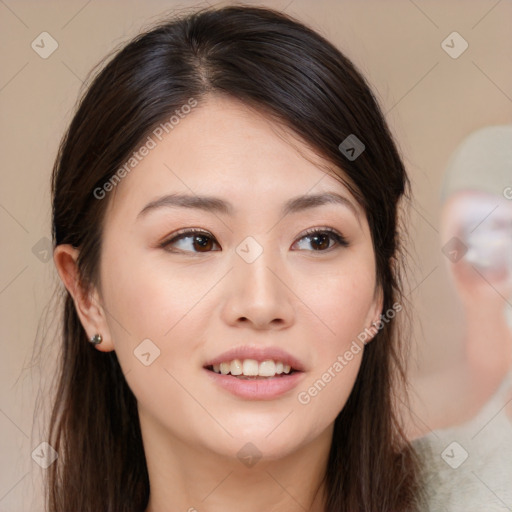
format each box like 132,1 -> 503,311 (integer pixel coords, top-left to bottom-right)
413,124 -> 512,511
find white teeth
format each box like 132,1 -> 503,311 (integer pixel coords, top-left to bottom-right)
242,359 -> 259,376
259,360 -> 276,376
210,358 -> 294,377
230,359 -> 243,375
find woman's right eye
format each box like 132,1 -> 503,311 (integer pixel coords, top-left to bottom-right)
160,229 -> 220,254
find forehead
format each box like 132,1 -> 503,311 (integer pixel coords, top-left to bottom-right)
105,94 -> 361,222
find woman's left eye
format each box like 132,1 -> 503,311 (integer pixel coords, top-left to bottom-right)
160,227 -> 349,254
293,228 -> 349,252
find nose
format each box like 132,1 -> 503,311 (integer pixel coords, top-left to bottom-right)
220,246 -> 295,330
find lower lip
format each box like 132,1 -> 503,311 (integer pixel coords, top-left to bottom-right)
203,368 -> 305,400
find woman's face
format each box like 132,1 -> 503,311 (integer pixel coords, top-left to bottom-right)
94,94 -> 382,461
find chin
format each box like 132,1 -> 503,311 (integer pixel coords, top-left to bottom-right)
198,428 -> 301,462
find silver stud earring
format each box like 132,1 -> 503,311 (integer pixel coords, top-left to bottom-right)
89,333 -> 103,345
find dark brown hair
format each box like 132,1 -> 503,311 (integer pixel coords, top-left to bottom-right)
44,4 -> 424,511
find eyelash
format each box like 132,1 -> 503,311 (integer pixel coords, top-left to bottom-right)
159,227 -> 349,254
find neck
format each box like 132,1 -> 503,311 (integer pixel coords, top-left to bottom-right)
141,411 -> 332,512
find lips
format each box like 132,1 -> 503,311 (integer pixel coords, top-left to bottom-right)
204,367 -> 305,400
202,346 -> 307,399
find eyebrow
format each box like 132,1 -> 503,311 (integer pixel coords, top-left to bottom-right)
137,192 -> 360,221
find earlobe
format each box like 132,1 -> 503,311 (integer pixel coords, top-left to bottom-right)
53,244 -> 114,351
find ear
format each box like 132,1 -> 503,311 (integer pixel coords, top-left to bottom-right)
53,244 -> 114,352
364,283 -> 384,342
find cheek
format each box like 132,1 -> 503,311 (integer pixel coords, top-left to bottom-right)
291,257 -> 376,411
101,244 -> 210,341
295,352 -> 363,429
297,259 -> 377,351
99,250 -> 213,423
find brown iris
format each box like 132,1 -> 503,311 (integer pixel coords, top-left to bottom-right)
192,234 -> 215,252
309,233 -> 330,251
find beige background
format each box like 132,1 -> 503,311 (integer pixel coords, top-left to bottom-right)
1,0 -> 511,510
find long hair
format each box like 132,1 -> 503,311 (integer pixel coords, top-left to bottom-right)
44,5 -> 424,511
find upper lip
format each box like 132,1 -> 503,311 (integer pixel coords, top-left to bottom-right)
204,345 -> 306,372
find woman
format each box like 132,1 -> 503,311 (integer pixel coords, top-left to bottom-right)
47,5 -> 427,511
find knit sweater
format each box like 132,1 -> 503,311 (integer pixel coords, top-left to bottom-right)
413,370 -> 512,511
